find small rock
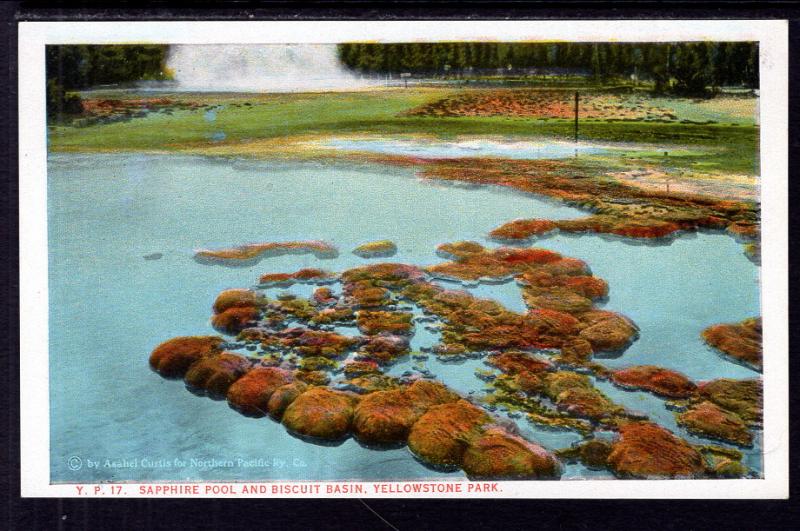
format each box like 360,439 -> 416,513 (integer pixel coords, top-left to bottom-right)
352,240 -> 398,259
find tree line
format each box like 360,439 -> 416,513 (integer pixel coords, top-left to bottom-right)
45,42 -> 759,119
336,42 -> 759,94
47,45 -> 170,89
46,45 -> 170,119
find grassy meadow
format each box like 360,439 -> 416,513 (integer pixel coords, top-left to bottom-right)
48,87 -> 759,178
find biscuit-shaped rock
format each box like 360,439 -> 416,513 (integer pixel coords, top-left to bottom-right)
462,427 -> 561,479
227,367 -> 293,417
149,336 -> 223,378
282,387 -> 358,441
184,352 -> 251,399
407,400 -> 490,468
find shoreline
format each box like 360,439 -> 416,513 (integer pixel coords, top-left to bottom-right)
47,141 -> 761,259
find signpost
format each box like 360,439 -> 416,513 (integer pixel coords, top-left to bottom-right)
573,92 -> 580,157
400,72 -> 411,88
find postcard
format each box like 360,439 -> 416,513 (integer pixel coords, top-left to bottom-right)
19,20 -> 788,498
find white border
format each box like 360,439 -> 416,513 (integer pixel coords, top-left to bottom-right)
19,20 -> 789,499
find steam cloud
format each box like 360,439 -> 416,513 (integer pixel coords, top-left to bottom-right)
166,44 -> 374,92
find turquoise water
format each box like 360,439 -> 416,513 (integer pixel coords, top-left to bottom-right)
47,152 -> 761,482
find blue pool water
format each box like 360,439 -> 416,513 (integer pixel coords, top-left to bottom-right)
321,137 -> 612,159
47,152 -> 761,482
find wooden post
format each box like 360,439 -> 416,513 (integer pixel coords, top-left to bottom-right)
573,91 -> 580,157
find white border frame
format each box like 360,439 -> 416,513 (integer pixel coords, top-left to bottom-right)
19,20 -> 789,499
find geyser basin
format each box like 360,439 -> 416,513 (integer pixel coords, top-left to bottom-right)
47,153 -> 760,482
318,137 -> 622,160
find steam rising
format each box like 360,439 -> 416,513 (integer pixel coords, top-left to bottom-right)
166,44 -> 372,92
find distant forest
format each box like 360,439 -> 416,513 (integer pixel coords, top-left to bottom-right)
46,42 -> 759,119
46,45 -> 170,89
337,42 -> 759,93
46,44 -> 170,118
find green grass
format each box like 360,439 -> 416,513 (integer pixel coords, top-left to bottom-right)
48,88 -> 759,176
50,90 -> 443,149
